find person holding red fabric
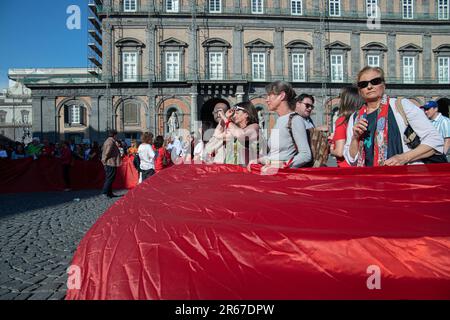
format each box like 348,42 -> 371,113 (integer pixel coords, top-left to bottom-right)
330,86 -> 364,168
344,66 -> 444,166
153,135 -> 171,172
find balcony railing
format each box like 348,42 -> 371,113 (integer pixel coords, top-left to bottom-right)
20,72 -> 449,86
96,5 -> 449,21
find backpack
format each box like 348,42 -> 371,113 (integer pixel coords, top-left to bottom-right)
287,113 -> 330,168
133,154 -> 141,172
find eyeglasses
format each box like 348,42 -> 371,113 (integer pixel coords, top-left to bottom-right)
303,103 -> 315,110
357,77 -> 384,89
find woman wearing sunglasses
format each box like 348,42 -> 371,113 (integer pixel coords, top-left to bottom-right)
212,101 -> 261,166
344,66 -> 443,166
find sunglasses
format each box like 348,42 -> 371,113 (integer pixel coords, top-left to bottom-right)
357,77 -> 384,89
232,106 -> 247,112
303,103 -> 315,110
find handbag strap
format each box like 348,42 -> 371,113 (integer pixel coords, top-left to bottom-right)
395,98 -> 409,127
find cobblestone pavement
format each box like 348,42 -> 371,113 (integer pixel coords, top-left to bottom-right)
0,190 -> 126,300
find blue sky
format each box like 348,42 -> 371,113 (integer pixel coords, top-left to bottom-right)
0,0 -> 88,89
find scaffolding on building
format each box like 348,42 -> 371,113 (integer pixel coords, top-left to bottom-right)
319,0 -> 332,125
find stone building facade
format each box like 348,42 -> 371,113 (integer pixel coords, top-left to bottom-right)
13,0 -> 450,143
0,77 -> 32,143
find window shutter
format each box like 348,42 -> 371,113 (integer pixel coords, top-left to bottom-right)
64,106 -> 69,124
80,106 -> 85,125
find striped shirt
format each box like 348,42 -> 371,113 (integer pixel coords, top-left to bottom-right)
431,113 -> 450,139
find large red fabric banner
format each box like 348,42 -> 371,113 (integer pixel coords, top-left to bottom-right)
0,156 -> 138,193
66,164 -> 450,300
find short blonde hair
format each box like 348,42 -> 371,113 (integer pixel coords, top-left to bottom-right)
357,66 -> 385,83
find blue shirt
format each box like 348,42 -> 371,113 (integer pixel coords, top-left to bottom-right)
431,113 -> 450,139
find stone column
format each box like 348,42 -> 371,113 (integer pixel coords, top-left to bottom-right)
98,95 -> 109,139
148,91 -> 156,134
274,27 -> 284,79
386,1 -> 394,14
422,33 -> 432,81
42,97 -> 56,141
190,92 -> 198,133
90,96 -> 99,141
102,20 -> 113,82
350,0 -> 358,14
233,25 -> 244,79
313,30 -> 323,80
387,31 -> 397,79
188,25 -> 199,81
422,0 -> 430,16
32,96 -> 43,141
351,31 -> 361,79
147,24 -> 156,81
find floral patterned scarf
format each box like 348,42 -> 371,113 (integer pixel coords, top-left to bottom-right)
357,95 -> 390,167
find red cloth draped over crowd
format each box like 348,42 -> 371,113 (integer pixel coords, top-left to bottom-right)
0,156 -> 138,193
66,164 -> 450,300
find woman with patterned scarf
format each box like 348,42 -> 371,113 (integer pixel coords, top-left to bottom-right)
344,66 -> 444,166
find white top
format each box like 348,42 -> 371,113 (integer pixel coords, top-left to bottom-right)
138,143 -> 155,171
344,98 -> 444,165
268,113 -> 312,168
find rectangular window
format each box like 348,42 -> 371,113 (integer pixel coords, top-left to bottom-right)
291,0 -> 302,15
122,52 -> 138,82
331,54 -> 344,82
124,104 -> 138,125
123,0 -> 137,12
402,0 -> 414,19
438,0 -> 449,19
209,52 -> 224,80
166,52 -> 180,81
438,57 -> 450,83
329,0 -> 341,17
252,53 -> 266,81
209,0 -> 222,13
22,112 -> 29,123
166,0 -> 179,12
0,112 -> 6,124
71,106 -> 81,124
366,0 -> 378,18
292,53 -> 306,82
367,55 -> 380,67
403,56 -> 415,83
252,0 -> 264,14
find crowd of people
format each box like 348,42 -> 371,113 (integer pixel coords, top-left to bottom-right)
1,67 -> 449,193
203,66 -> 449,173
0,138 -> 103,162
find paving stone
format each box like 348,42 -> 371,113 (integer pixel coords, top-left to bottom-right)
13,293 -> 32,300
0,292 -> 19,300
0,190 -> 126,300
27,292 -> 54,300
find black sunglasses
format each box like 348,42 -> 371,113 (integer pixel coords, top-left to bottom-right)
357,77 -> 384,89
303,103 -> 315,110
